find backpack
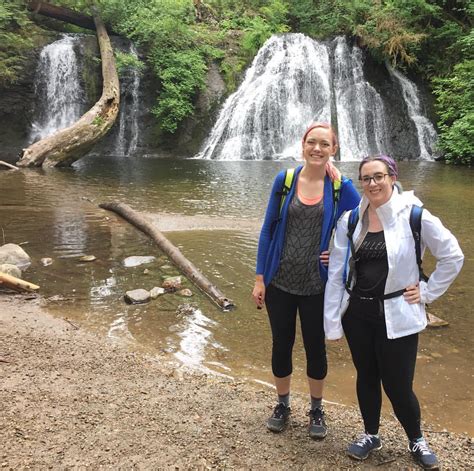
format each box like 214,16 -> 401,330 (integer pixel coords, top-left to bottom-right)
343,205 -> 429,289
278,168 -> 342,224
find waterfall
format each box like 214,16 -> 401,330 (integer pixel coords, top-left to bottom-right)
199,34 -> 435,161
388,67 -> 437,160
198,34 -> 332,161
114,44 -> 140,156
332,37 -> 389,161
30,35 -> 84,142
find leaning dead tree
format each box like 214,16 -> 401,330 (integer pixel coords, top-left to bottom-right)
17,3 -> 119,168
99,202 -> 235,311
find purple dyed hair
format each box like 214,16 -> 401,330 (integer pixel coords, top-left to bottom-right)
359,154 -> 398,179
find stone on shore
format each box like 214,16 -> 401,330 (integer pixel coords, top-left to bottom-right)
0,243 -> 31,269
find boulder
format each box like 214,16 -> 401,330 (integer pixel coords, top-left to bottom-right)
0,243 -> 31,269
0,263 -> 22,278
124,289 -> 151,304
178,288 -> 193,297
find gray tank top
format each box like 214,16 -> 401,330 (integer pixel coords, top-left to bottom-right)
272,193 -> 324,295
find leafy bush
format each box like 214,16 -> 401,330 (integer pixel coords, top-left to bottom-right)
114,51 -> 145,76
433,59 -> 474,165
0,1 -> 34,86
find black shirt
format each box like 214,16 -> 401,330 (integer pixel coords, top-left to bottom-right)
354,231 -> 388,298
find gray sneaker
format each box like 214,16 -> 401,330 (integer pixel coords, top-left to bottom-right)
409,438 -> 439,470
308,407 -> 327,439
266,403 -> 291,432
347,433 -> 382,460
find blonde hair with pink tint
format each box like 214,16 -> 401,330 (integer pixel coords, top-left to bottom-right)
301,122 -> 340,181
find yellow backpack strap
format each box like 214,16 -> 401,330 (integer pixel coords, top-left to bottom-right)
331,178 -> 342,230
279,168 -> 295,214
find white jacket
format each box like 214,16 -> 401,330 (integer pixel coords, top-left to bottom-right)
324,189 -> 464,340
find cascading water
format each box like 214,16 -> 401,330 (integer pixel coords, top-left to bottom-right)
199,34 -> 436,161
198,34 -> 332,161
332,37 -> 389,161
388,67 -> 437,160
29,35 -> 84,142
114,43 -> 140,156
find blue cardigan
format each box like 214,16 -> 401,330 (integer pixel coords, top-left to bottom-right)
256,165 -> 360,287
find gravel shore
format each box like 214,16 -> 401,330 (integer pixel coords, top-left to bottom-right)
1,295 -> 472,469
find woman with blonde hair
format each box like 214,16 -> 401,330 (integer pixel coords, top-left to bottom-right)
252,123 -> 360,438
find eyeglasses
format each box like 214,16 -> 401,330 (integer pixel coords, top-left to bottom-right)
359,173 -> 389,186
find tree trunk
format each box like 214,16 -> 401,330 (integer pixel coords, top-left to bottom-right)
17,14 -> 120,168
27,0 -> 97,31
99,202 -> 235,311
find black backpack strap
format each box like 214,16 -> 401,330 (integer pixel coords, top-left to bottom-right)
410,205 -> 429,282
343,207 -> 359,287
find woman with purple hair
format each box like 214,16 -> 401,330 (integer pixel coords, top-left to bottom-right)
324,155 -> 464,469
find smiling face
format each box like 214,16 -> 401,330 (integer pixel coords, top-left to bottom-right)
359,160 -> 396,207
302,127 -> 338,168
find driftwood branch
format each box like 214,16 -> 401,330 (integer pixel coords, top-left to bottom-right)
17,8 -> 120,168
0,272 -> 40,292
0,161 -> 19,171
99,202 -> 234,311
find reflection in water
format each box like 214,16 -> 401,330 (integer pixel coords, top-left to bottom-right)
174,308 -> 231,378
0,159 -> 472,434
53,208 -> 88,258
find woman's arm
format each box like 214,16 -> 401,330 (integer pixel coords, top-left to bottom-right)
255,171 -> 286,275
418,210 -> 464,304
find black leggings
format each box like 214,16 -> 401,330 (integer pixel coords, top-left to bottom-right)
342,298 -> 421,440
265,284 -> 327,380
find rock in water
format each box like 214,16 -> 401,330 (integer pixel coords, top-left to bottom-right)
178,288 -> 193,297
41,257 -> 53,266
150,287 -> 166,299
124,289 -> 151,304
0,263 -> 22,278
162,276 -> 182,291
0,243 -> 31,269
79,255 -> 96,262
123,256 -> 156,268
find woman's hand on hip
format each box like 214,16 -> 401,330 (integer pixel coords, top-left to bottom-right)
320,250 -> 330,266
252,276 -> 266,309
404,283 -> 420,304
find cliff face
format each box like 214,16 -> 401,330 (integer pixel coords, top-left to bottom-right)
0,33 -> 227,163
0,33 -> 57,163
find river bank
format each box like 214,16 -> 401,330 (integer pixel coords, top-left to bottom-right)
1,294 -> 472,469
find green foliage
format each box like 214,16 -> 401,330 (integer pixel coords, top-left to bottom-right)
114,51 -> 145,77
95,0 -> 219,133
92,115 -> 105,126
0,1 -> 34,86
433,59 -> 474,165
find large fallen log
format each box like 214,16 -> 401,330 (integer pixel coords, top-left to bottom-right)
16,10 -> 119,168
99,202 -> 234,311
0,272 -> 40,292
27,0 -> 97,31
